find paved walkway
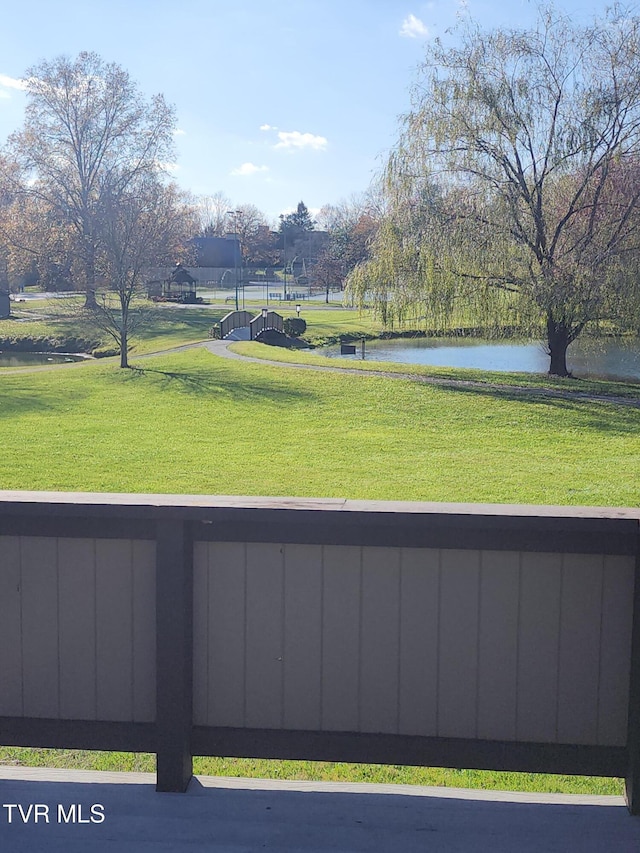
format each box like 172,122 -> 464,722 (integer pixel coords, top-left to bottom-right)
0,767 -> 638,852
202,339 -> 640,407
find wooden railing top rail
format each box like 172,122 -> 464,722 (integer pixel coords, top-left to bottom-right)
1,490 -> 639,519
1,491 -> 638,555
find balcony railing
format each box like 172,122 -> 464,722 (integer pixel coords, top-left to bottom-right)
0,491 -> 638,812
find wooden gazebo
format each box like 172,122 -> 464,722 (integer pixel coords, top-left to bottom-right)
162,264 -> 198,303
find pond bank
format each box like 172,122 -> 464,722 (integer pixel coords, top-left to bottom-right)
315,334 -> 640,383
215,340 -> 640,408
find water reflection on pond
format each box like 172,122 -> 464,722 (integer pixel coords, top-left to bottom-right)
321,336 -> 640,381
0,352 -> 88,368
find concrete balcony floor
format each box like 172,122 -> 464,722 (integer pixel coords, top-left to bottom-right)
1,766 -> 638,852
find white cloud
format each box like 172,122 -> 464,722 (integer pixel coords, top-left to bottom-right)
274,131 -> 328,151
173,128 -> 186,136
0,73 -> 27,91
0,73 -> 27,98
231,162 -> 270,176
260,124 -> 277,131
399,14 -> 429,39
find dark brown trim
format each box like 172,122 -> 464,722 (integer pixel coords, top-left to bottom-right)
193,512 -> 638,555
0,718 -> 625,780
0,515 -> 155,540
191,727 -> 626,779
626,550 -> 640,814
0,494 -> 637,556
155,520 -> 194,793
0,718 -> 155,753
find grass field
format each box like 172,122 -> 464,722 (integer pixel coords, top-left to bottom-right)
1,310 -> 638,794
0,301 -> 224,356
1,347 -> 639,504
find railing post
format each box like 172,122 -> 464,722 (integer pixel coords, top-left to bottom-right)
155,519 -> 193,792
626,545 -> 640,815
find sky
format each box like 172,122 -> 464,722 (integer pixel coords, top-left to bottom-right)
0,0 -> 622,223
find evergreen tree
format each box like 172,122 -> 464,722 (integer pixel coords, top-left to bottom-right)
278,201 -> 316,237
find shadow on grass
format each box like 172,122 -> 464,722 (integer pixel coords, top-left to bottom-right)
435,381 -> 640,434
131,307 -> 225,344
0,385 -> 90,419
123,364 -> 316,406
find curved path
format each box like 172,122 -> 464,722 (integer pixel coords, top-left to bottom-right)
199,339 -> 640,408
3,337 -> 639,407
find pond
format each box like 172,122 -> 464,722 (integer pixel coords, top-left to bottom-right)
321,336 -> 640,381
0,352 -> 89,368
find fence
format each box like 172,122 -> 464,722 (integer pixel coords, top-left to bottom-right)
218,310 -> 253,339
249,311 -> 284,339
0,492 -> 638,811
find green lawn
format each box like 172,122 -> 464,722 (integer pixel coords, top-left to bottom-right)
1,348 -> 639,504
0,301 -> 224,357
282,306 -> 385,343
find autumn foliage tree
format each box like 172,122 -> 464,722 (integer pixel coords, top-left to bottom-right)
8,52 -> 176,307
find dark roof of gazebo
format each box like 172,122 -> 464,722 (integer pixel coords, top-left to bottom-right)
169,264 -> 197,285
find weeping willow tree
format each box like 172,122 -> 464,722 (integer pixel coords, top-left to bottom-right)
348,177 -> 526,334
348,7 -> 640,376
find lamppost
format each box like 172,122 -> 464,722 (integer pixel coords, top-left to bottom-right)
296,303 -> 301,318
282,228 -> 287,300
231,210 -> 242,311
261,306 -> 268,338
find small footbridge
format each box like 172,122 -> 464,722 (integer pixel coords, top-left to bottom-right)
215,309 -> 284,341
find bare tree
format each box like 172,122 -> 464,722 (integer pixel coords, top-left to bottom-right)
349,7 -> 640,375
8,52 -> 176,307
196,191 -> 233,237
86,179 -> 196,368
316,194 -> 379,298
227,203 -> 271,262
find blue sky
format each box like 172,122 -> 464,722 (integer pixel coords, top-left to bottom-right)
0,0 -> 618,222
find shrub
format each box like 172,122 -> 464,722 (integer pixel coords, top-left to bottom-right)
0,334 -> 99,353
92,347 -> 119,358
283,317 -> 307,337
